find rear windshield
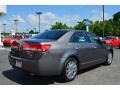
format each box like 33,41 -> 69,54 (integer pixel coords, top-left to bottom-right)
31,30 -> 68,40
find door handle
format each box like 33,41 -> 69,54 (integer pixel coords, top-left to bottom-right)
93,45 -> 98,48
75,46 -> 81,50
93,46 -> 97,48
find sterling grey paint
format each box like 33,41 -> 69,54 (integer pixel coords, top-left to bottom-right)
8,30 -> 113,76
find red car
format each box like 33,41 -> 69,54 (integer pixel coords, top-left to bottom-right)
104,36 -> 120,48
3,35 -> 22,47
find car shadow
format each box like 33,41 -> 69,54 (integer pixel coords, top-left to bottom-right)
2,69 -> 60,85
78,64 -> 101,75
2,64 -> 102,85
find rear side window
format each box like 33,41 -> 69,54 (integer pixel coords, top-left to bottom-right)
31,30 -> 68,40
70,32 -> 90,43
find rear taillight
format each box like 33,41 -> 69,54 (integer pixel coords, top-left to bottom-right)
11,41 -> 18,48
23,43 -> 51,52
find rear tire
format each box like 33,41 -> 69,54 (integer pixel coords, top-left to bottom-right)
104,51 -> 113,65
61,58 -> 78,82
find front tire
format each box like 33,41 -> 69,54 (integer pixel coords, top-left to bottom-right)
61,58 -> 78,82
104,51 -> 113,65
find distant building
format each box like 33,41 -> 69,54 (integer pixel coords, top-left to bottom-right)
0,5 -> 7,45
10,30 -> 16,35
0,5 -> 7,17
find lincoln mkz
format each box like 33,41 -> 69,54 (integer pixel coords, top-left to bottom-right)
8,30 -> 113,81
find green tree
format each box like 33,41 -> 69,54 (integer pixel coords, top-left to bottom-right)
104,21 -> 114,36
113,11 -> 120,22
74,21 -> 86,30
29,30 -> 34,34
91,21 -> 102,36
49,11 -> 120,37
89,20 -> 114,36
113,11 -> 120,36
51,22 -> 70,30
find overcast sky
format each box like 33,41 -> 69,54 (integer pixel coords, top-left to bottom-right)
0,5 -> 120,33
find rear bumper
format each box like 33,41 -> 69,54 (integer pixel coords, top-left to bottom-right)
8,53 -> 62,76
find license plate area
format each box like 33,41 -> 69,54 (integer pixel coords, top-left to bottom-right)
16,60 -> 22,68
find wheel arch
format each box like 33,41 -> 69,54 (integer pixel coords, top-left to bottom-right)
67,55 -> 80,70
59,54 -> 80,75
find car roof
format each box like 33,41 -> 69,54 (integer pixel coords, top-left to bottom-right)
50,29 -> 87,33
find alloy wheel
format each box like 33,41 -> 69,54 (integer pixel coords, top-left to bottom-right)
107,52 -> 113,64
65,59 -> 78,80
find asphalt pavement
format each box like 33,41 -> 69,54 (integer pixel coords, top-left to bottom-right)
0,46 -> 120,85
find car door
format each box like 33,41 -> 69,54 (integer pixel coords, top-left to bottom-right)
86,32 -> 107,63
70,32 -> 96,69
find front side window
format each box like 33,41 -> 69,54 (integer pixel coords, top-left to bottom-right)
70,32 -> 89,43
86,32 -> 102,44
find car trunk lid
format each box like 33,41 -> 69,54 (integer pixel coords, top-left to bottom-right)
10,39 -> 53,59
